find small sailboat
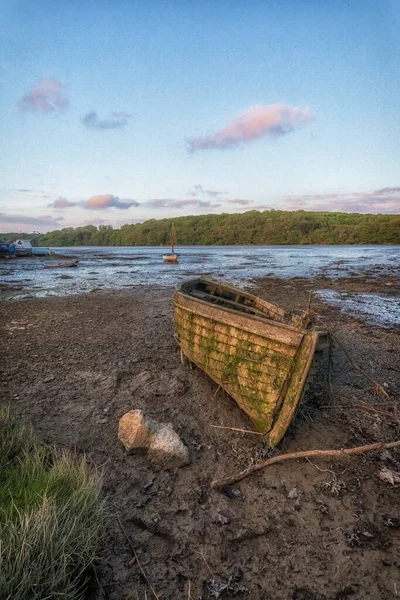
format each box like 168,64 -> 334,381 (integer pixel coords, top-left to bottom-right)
162,223 -> 178,263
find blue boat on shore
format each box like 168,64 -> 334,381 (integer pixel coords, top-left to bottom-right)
0,242 -> 16,258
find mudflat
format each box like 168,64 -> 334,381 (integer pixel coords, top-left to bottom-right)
1,274 -> 399,600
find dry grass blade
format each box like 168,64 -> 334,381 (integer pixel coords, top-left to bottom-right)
211,425 -> 264,436
115,511 -> 159,600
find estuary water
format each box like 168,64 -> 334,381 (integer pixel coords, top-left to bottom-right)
0,245 -> 399,327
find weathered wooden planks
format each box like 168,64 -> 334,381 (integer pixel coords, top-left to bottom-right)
173,277 -> 327,445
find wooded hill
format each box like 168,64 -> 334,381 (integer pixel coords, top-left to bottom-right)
2,210 -> 400,246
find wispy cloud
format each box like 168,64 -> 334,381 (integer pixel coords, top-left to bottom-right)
226,198 -> 252,206
48,197 -> 77,209
190,184 -> 226,198
282,187 -> 400,214
187,104 -> 315,152
81,111 -> 132,130
83,194 -> 139,210
0,214 -> 64,228
242,204 -> 272,211
19,77 -> 68,113
11,188 -> 47,195
83,218 -> 109,225
144,198 -> 221,210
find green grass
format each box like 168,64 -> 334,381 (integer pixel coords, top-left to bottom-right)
0,407 -> 106,600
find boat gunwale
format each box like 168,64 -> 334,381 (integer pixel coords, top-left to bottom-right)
174,277 -> 316,337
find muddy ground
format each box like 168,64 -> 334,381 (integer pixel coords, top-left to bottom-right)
1,274 -> 399,600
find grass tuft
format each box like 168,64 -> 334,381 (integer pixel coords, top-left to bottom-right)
0,407 -> 106,600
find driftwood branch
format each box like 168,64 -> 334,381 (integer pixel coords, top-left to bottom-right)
211,440 -> 400,490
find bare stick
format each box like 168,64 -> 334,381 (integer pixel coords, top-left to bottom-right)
115,511 -> 136,555
211,440 -> 400,489
305,457 -> 336,477
213,385 -> 221,398
211,425 -> 265,436
115,512 -> 159,600
354,401 -> 396,419
195,550 -> 215,578
131,547 -> 160,600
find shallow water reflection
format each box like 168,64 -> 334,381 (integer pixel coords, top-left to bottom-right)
315,289 -> 400,330
0,244 -> 398,327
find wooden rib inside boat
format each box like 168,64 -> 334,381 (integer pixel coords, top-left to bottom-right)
173,277 -> 328,447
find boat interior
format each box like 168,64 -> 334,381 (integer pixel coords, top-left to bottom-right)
180,277 -> 296,324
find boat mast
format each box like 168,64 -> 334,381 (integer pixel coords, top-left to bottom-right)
170,223 -> 175,253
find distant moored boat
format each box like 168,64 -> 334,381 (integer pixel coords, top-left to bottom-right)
163,223 -> 178,263
44,260 -> 79,269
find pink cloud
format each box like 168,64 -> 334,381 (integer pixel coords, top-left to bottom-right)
187,104 -> 315,152
47,194 -> 138,210
19,77 -> 68,113
83,194 -> 139,210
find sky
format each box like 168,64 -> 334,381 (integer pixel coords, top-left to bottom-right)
1,0 -> 400,232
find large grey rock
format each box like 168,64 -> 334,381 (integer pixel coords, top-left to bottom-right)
147,424 -> 190,469
118,409 -> 156,454
118,410 -> 190,469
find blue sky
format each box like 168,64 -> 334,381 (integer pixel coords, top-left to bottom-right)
1,0 -> 399,232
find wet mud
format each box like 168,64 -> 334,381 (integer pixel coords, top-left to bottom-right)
0,274 -> 399,599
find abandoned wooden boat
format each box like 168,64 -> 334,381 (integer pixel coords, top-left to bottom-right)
44,260 -> 78,269
173,277 -> 329,447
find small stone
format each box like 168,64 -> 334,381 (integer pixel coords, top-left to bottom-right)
231,567 -> 243,582
380,450 -> 392,462
288,488 -> 299,499
222,486 -> 246,501
212,511 -> 231,525
147,425 -> 190,469
379,467 -> 400,485
118,409 -> 156,454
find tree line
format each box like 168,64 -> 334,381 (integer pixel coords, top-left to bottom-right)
2,210 -> 399,246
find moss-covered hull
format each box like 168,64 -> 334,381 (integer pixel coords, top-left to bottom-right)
173,277 -> 327,447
